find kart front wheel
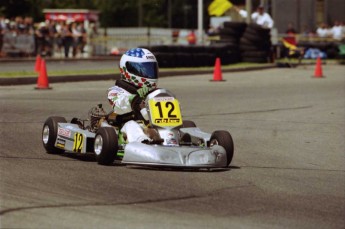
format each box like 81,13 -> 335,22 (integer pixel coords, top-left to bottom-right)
42,116 -> 67,154
94,127 -> 118,165
210,131 -> 234,167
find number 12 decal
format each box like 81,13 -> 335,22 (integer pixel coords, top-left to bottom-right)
73,133 -> 83,152
155,101 -> 177,118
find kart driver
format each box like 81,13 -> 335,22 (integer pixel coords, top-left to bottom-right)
107,48 -> 158,143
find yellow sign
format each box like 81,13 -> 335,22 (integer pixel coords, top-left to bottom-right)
208,0 -> 233,16
149,97 -> 183,128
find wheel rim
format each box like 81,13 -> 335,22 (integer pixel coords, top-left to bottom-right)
94,135 -> 103,155
42,125 -> 50,144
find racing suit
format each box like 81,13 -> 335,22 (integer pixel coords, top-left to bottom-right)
107,81 -> 150,143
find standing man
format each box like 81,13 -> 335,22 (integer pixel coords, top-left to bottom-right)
236,4 -> 274,29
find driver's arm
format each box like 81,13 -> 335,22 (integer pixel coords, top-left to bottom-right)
107,86 -> 133,115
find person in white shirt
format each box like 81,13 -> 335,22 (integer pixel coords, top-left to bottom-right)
236,5 -> 274,29
316,23 -> 332,38
330,21 -> 344,41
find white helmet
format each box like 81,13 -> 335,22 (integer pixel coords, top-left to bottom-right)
119,48 -> 158,89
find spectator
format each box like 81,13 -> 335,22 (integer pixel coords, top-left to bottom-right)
172,29 -> 179,43
55,21 -> 64,56
284,22 -> 297,45
330,20 -> 344,41
35,22 -> 50,56
301,24 -> 314,37
236,4 -> 274,29
316,22 -> 331,38
71,22 -> 82,57
0,16 -> 5,56
61,21 -> 74,58
251,5 -> 274,29
76,23 -> 87,54
23,17 -> 34,35
187,30 -> 196,45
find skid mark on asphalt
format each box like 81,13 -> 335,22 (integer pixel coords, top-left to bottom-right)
0,184 -> 254,216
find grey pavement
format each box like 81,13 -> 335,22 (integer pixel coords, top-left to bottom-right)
0,57 -> 277,85
1,65 -> 344,228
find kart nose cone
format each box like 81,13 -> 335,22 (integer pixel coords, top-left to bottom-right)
122,142 -> 227,168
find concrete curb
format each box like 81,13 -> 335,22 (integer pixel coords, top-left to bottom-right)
0,65 -> 276,86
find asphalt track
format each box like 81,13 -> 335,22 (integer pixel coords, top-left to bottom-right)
1,65 -> 344,228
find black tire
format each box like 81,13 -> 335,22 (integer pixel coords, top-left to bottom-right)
219,27 -> 239,36
183,120 -> 196,128
242,31 -> 269,43
247,23 -> 271,36
243,28 -> 271,40
240,37 -> 271,48
210,130 -> 234,167
94,127 -> 118,165
219,34 -> 239,43
240,44 -> 264,52
42,116 -> 67,154
240,38 -> 271,52
223,22 -> 247,34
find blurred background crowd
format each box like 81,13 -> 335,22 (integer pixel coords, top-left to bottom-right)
0,16 -> 97,58
1,14 -> 344,58
0,0 -> 344,61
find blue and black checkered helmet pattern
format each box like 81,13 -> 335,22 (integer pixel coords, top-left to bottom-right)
119,48 -> 158,89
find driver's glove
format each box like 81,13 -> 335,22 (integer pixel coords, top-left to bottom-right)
137,86 -> 149,98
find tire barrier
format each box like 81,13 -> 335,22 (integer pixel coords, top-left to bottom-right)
144,44 -> 241,68
216,22 -> 272,63
239,23 -> 272,63
144,22 -> 250,68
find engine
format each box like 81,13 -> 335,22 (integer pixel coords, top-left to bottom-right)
88,104 -> 107,132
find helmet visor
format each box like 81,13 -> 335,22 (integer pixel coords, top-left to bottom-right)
125,61 -> 158,79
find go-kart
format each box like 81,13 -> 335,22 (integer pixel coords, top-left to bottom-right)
42,88 -> 234,168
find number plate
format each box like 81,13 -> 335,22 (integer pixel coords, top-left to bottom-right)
148,97 -> 183,127
73,132 -> 84,153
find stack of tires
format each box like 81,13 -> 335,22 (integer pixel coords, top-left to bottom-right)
217,22 -> 247,63
147,44 -> 240,68
240,23 -> 272,63
218,22 -> 247,45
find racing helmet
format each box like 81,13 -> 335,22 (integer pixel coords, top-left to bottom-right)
119,48 -> 158,89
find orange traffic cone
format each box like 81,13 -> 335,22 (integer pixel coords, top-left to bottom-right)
313,56 -> 324,78
35,59 -> 52,89
34,55 -> 42,73
210,57 -> 225,82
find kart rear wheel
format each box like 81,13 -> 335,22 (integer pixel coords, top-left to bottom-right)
183,120 -> 196,128
94,127 -> 118,165
210,131 -> 234,167
180,120 -> 197,144
42,116 -> 67,154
